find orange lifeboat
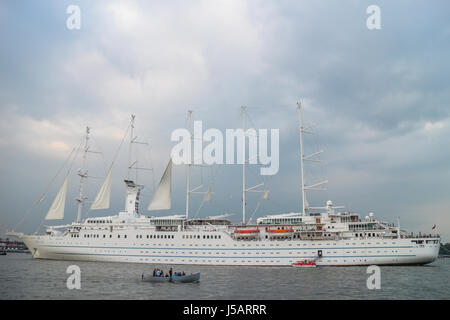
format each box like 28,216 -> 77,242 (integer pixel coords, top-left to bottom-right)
233,229 -> 260,234
266,228 -> 294,233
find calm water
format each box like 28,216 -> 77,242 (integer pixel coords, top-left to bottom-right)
1,253 -> 449,299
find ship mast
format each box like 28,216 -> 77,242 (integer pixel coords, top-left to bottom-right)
296,101 -> 328,216
297,102 -> 307,216
127,115 -> 136,180
241,106 -> 247,224
76,126 -> 90,222
185,110 -> 193,220
124,115 -> 151,217
184,110 -> 213,221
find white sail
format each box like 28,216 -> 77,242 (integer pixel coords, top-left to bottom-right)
204,188 -> 211,202
45,174 -> 69,220
263,187 -> 269,200
148,159 -> 172,211
90,166 -> 112,210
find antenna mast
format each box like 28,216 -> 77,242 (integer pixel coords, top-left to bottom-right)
76,126 -> 90,222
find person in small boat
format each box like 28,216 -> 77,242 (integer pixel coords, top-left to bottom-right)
160,270 -> 164,277
182,271 -> 185,276
169,267 -> 173,277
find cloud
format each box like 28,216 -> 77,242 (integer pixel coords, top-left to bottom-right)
424,121 -> 445,131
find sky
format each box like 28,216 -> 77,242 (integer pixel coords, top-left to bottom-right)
0,0 -> 449,241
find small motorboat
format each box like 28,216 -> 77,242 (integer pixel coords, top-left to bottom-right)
0,251 -> 6,256
171,272 -> 201,283
142,272 -> 201,283
291,259 -> 317,268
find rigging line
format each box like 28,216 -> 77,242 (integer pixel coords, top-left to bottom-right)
14,142 -> 81,231
34,140 -> 83,234
193,165 -> 222,219
112,119 -> 133,166
84,119 -> 133,219
89,134 -> 108,176
147,144 -> 156,193
135,137 -> 139,183
268,198 -> 294,214
245,164 -> 271,223
244,108 -> 259,133
134,143 -> 157,197
246,162 -> 266,186
247,184 -> 269,225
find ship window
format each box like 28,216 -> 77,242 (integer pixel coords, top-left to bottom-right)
147,235 -> 149,239
110,235 -> 112,238
118,235 -> 120,238
103,235 -> 105,238
124,235 -> 127,239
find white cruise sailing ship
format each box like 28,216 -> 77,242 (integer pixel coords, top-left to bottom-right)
9,103 -> 440,266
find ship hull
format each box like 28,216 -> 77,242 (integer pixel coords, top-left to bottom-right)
18,233 -> 440,267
